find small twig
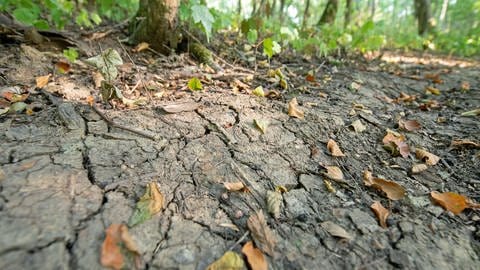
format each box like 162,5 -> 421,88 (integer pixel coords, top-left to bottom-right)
91,104 -> 159,141
228,231 -> 249,251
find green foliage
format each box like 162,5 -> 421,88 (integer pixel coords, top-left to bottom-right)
63,47 -> 78,63
188,77 -> 203,91
191,4 -> 214,42
263,38 -> 281,59
0,0 -> 137,30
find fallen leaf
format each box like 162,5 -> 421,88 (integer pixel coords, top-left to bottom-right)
35,74 -> 51,88
9,102 -> 27,113
86,95 -> 95,107
394,92 -> 416,103
425,86 -> 440,95
254,119 -> 268,134
275,186 -> 288,193
430,191 -> 470,215
398,119 -> 421,131
252,86 -> 265,97
305,71 -> 315,82
224,181 -> 247,192
242,241 -> 268,270
460,108 -> 480,116
219,223 -> 240,231
101,224 -> 141,270
318,92 -> 328,98
450,139 -> 480,149
460,81 -> 470,91
264,90 -> 281,99
363,170 -> 406,200
323,179 -> 335,193
188,77 -> 203,91
321,221 -> 352,240
206,251 -> 245,270
288,97 -> 304,119
56,61 -> 71,73
0,107 -> 8,115
382,130 -> 410,158
424,73 -> 443,83
133,42 -> 149,52
2,92 -> 29,103
419,100 -> 441,111
92,71 -> 105,88
370,201 -> 389,228
161,102 -> 200,113
266,190 -> 282,219
411,163 -> 428,174
128,182 -> 164,227
327,139 -> 345,157
323,166 -> 344,182
415,148 -> 440,166
279,78 -> 288,90
350,119 -> 366,133
247,210 -> 277,256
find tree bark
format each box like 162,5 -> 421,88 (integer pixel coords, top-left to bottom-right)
344,0 -> 352,28
414,0 -> 433,36
318,0 -> 338,26
130,0 -> 180,54
302,0 -> 311,30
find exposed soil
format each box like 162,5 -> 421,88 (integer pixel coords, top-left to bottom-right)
0,29 -> 479,270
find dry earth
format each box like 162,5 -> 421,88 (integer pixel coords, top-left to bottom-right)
0,36 -> 479,270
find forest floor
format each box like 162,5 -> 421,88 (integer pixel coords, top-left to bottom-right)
0,27 -> 479,270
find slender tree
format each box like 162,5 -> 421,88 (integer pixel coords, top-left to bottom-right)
414,0 -> 434,35
318,0 -> 339,25
344,0 -> 352,28
130,0 -> 180,54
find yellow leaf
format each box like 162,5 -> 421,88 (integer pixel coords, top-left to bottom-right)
254,119 -> 268,134
35,74 -> 51,88
242,241 -> 268,270
288,97 -> 304,119
252,86 -> 265,97
266,190 -> 282,219
425,86 -> 440,95
207,251 -> 245,270
128,182 -> 164,227
133,42 -> 150,52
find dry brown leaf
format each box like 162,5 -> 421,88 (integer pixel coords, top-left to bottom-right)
450,139 -> 480,149
247,210 -> 277,256
415,148 -> 440,166
327,139 -> 345,157
430,191 -> 469,215
398,119 -> 421,131
370,201 -> 389,228
382,130 -> 410,158
224,181 -> 246,192
101,224 -> 141,270
411,163 -> 428,174
323,166 -> 344,182
266,190 -> 282,219
35,74 -> 51,88
460,81 -> 470,91
242,241 -> 268,270
424,73 -> 443,84
395,92 -> 416,103
56,61 -> 71,73
92,71 -> 104,88
321,221 -> 352,240
350,119 -> 366,133
133,42 -> 150,52
288,97 -> 304,119
363,170 -> 406,200
425,86 -> 441,95
206,251 -> 245,270
161,102 -> 200,113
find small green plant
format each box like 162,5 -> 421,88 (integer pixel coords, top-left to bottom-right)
63,48 -> 78,63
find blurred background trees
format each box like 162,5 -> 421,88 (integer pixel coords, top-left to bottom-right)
1,0 -> 479,56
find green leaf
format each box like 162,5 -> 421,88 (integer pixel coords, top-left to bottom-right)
191,5 -> 214,42
188,77 -> 203,91
85,48 -> 123,82
63,48 -> 78,63
75,9 -> 92,27
252,86 -> 264,97
247,29 -> 258,44
10,102 -> 27,113
33,20 -> 50,30
263,38 -> 281,59
13,7 -> 39,25
90,12 -> 102,25
128,182 -> 164,227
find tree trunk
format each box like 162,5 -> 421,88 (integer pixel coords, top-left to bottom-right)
439,0 -> 448,24
344,0 -> 352,28
414,0 -> 433,36
302,0 -> 311,30
130,0 -> 180,55
237,0 -> 242,17
318,0 -> 338,26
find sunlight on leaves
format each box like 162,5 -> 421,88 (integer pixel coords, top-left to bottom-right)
128,182 -> 164,227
